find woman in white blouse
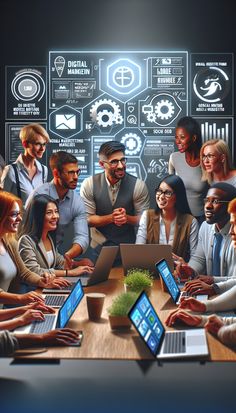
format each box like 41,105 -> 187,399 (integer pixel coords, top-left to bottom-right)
136,174 -> 199,262
18,194 -> 94,278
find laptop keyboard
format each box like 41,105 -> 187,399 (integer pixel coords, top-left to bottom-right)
29,314 -> 56,334
44,295 -> 66,307
163,331 -> 186,354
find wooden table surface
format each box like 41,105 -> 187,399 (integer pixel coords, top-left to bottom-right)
15,267 -> 236,361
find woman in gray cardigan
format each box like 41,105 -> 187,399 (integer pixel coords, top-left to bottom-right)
18,194 -> 94,278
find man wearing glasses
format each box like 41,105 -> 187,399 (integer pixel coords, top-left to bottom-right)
174,182 -> 236,292
26,151 -> 89,262
80,141 -> 149,262
1,123 -> 49,205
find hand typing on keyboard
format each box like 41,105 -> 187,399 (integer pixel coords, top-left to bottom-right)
183,279 -> 215,296
165,309 -> 202,327
18,309 -> 45,327
179,297 -> 206,312
27,301 -> 55,314
43,278 -> 72,289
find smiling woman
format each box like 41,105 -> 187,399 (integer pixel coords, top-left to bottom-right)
0,190 -> 69,306
136,174 -> 199,262
18,194 -> 94,280
169,116 -> 209,222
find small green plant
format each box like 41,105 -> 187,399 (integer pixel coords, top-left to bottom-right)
108,292 -> 138,317
124,268 -> 153,293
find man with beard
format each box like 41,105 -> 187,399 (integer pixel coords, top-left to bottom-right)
80,141 -> 149,262
26,151 -> 89,262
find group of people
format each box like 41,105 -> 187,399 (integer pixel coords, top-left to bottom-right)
0,115 -> 236,355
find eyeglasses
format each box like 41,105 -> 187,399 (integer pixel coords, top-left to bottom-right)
62,169 -> 81,177
201,154 -> 217,161
8,211 -> 22,219
156,189 -> 175,198
103,157 -> 127,168
203,198 -> 229,205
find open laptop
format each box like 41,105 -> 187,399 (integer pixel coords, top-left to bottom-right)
128,291 -> 209,359
120,244 -> 173,276
43,245 -> 119,293
14,279 -> 84,335
155,258 -> 208,304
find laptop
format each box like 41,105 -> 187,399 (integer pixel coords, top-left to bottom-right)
128,291 -> 209,359
14,279 -> 84,335
120,244 -> 174,276
42,245 -> 119,293
43,294 -> 67,307
155,258 -> 208,304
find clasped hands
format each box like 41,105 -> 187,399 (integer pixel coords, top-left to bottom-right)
112,207 -> 128,227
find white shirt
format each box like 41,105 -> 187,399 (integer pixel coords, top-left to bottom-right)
136,210 -> 199,259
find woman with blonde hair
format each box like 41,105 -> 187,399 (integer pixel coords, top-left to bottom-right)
0,190 -> 67,306
1,123 -> 49,205
200,139 -> 236,185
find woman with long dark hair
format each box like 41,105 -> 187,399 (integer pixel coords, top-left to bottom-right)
136,175 -> 199,262
169,116 -> 208,222
18,194 -> 93,277
0,190 -> 66,305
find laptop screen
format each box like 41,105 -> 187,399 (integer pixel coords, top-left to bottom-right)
58,279 -> 84,328
156,259 -> 180,303
128,291 -> 165,356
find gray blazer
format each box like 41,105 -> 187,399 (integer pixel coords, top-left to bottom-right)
18,234 -> 65,276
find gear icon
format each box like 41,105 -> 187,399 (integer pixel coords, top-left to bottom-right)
114,114 -> 124,124
155,99 -> 175,120
121,133 -> 142,156
147,112 -> 157,123
90,98 -> 121,123
96,110 -> 114,127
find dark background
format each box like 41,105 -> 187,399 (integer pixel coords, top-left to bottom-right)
1,0 -> 235,159
0,1 -> 235,412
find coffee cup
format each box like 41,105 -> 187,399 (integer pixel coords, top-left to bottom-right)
86,293 -> 105,320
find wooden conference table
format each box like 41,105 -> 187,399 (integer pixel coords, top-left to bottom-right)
15,267 -> 236,361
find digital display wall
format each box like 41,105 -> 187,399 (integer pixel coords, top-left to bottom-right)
5,51 -> 234,200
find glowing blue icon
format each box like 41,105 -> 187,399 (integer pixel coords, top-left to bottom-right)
107,59 -> 141,95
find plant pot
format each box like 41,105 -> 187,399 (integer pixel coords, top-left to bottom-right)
108,315 -> 132,330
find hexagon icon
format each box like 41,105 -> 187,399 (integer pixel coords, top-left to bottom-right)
49,105 -> 82,139
107,59 -> 141,95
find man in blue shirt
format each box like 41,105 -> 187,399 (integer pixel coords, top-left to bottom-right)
26,151 -> 89,262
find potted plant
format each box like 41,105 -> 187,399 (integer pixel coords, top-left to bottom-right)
108,292 -> 138,330
124,268 -> 153,295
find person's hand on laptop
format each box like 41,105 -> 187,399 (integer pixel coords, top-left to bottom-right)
27,301 -> 55,314
17,308 -> 45,328
183,280 -> 215,296
18,291 -> 45,305
195,275 -> 214,285
165,309 -> 202,327
204,314 -> 225,336
179,297 -> 206,312
39,328 -> 81,346
39,272 -> 56,287
41,277 -> 72,289
67,265 -> 94,277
